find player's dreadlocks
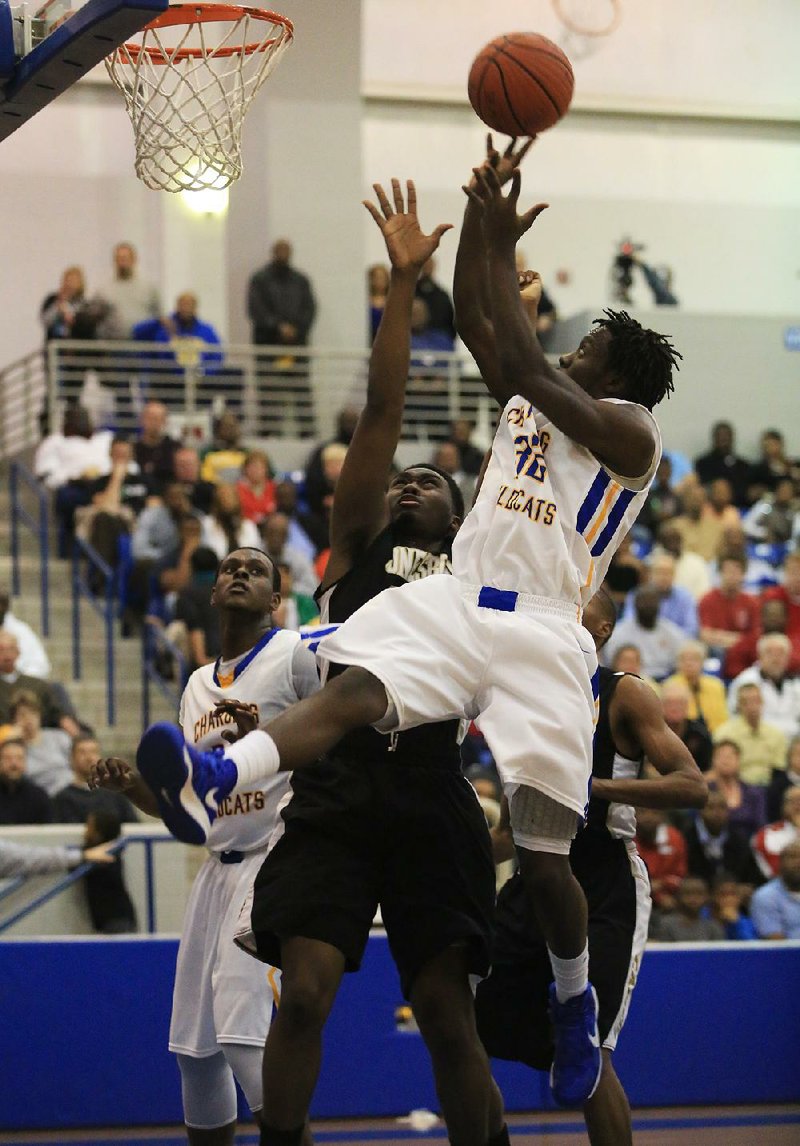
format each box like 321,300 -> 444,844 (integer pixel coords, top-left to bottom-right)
593,309 -> 681,410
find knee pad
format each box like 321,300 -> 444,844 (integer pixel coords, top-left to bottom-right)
176,1051 -> 238,1130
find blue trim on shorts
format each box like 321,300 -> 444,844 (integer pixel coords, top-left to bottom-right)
478,586 -> 519,612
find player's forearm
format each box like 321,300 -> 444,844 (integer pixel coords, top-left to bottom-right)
365,269 -> 417,414
592,771 -> 707,810
454,199 -> 491,333
121,776 -> 161,818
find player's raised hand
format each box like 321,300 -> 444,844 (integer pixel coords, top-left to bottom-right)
214,699 -> 259,743
463,166 -> 548,249
364,179 -> 453,274
89,757 -> 136,792
518,268 -> 544,306
484,134 -> 534,186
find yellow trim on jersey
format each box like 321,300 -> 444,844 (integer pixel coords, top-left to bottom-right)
267,965 -> 281,1007
583,558 -> 595,589
583,481 -> 622,544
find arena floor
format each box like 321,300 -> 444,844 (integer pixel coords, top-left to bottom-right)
3,1108 -> 800,1146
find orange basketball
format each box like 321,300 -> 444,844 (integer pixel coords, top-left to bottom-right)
468,32 -> 574,136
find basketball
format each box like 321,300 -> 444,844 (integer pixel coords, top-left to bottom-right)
467,32 -> 574,136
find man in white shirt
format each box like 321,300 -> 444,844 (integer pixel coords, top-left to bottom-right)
0,592 -> 50,680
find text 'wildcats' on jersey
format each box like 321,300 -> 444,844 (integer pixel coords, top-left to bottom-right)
452,396 -> 661,608
178,628 -> 320,855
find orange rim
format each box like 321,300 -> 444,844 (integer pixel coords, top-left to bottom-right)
117,3 -> 293,63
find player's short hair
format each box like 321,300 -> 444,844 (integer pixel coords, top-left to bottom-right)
217,547 -> 281,593
592,309 -> 681,410
408,463 -> 465,520
591,585 -> 617,633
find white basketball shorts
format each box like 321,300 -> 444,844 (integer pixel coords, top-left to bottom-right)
315,575 -> 598,818
169,850 -> 280,1057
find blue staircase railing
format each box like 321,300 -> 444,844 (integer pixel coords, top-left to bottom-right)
71,537 -> 117,726
9,461 -> 50,637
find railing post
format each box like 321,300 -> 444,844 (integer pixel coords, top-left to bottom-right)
10,463 -> 20,598
105,568 -> 115,726
144,838 -> 157,934
142,624 -> 151,730
38,483 -> 50,637
71,543 -> 82,681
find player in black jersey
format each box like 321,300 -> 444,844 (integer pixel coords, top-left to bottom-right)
237,182 -> 505,1146
475,589 -> 707,1146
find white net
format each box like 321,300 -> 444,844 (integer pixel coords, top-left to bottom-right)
105,4 -> 293,192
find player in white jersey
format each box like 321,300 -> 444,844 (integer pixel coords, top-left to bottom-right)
135,141 -> 681,1108
90,546 -> 319,1146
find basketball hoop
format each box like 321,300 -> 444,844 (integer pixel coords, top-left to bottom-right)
105,3 -> 293,192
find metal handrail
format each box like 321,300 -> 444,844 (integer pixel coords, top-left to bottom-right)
141,618 -> 187,731
9,461 -> 51,636
71,536 -> 116,725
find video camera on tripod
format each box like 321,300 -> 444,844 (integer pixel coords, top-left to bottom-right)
611,238 -> 645,304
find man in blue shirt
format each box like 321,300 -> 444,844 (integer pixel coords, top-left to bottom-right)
750,840 -> 800,939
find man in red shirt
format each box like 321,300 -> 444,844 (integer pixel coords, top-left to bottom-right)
634,805 -> 688,913
725,598 -> 800,680
763,552 -> 800,642
699,555 -> 759,676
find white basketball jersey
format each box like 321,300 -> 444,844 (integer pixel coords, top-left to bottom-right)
179,628 -> 318,854
452,396 -> 661,608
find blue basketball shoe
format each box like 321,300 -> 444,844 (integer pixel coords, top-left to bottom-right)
136,723 -> 239,845
548,983 -> 602,1107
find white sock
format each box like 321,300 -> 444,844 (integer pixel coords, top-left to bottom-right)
223,729 -> 281,784
548,944 -> 589,1003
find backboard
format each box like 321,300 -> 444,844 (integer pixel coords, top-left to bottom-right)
0,0 -> 167,141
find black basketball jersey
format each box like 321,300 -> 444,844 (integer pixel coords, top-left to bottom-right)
315,525 -> 461,767
579,666 -> 644,842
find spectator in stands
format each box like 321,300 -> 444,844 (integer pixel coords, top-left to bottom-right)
653,877 -> 725,942
34,405 -> 113,555
762,550 -> 800,645
95,241 -> 161,339
707,875 -> 758,941
694,422 -> 752,510
414,257 -> 456,344
447,419 -> 485,477
624,552 -> 698,636
40,266 -> 102,343
698,553 -> 760,672
743,479 -> 798,546
0,632 -> 79,737
603,585 -> 685,681
76,435 -> 149,573
603,531 -> 645,612
654,522 -> 711,602
157,515 -> 204,598
81,808 -> 138,933
0,592 -> 51,680
748,430 -> 800,502
431,441 -> 475,513
663,640 -> 728,733
660,678 -> 713,772
0,835 -> 116,877
726,598 -> 800,682
9,690 -> 72,797
368,263 -> 390,342
639,456 -> 681,538
134,401 -> 179,494
200,484 -> 261,561
0,737 -> 52,824
728,634 -> 800,740
712,523 -> 780,595
634,805 -> 687,914
237,450 -> 277,525
767,735 -> 800,822
303,406 -> 359,520
708,739 -> 767,841
751,788 -> 800,881
172,547 -> 220,670
684,789 -> 763,889
247,239 -> 317,435
261,512 -> 318,597
672,482 -> 726,563
131,481 -> 192,566
274,563 -> 318,632
53,734 -> 137,826
609,644 -> 659,692
274,479 -> 323,559
707,478 -> 741,533
201,412 -> 247,485
131,291 -> 222,364
749,839 -> 800,939
714,682 -> 787,787
172,446 -> 215,516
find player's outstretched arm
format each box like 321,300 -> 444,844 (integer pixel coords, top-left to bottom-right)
468,167 -> 656,481
90,757 -> 161,819
321,180 -> 452,590
454,135 -> 532,393
592,676 -> 708,809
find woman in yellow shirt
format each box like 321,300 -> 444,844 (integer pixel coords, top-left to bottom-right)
663,640 -> 729,733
